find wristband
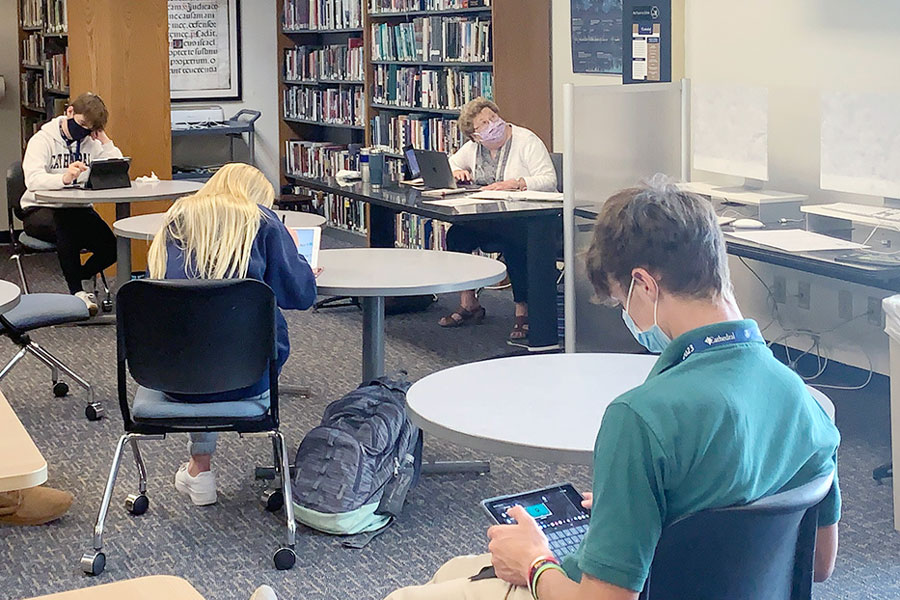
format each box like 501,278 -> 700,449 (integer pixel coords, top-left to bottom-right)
528,557 -> 561,600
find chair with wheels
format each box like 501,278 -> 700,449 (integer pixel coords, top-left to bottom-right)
6,161 -> 113,311
639,474 -> 834,600
0,291 -> 102,420
81,279 -> 297,576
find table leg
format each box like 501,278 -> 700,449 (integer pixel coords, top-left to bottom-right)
525,215 -> 561,350
361,296 -> 386,382
116,203 -> 132,291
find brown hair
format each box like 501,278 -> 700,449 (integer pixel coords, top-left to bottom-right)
584,176 -> 731,304
70,93 -> 109,131
457,96 -> 500,139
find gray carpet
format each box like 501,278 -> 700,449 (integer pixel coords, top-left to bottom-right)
0,235 -> 898,599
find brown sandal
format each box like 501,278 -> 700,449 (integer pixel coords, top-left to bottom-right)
439,306 -> 486,327
509,316 -> 529,340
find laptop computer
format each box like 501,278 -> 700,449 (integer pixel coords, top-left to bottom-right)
67,157 -> 132,190
482,483 -> 590,559
412,149 -> 479,192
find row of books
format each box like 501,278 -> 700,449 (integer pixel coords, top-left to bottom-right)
373,65 -> 493,110
21,116 -> 42,146
46,51 -> 69,91
21,71 -> 44,109
22,33 -> 42,66
371,17 -> 491,63
283,0 -> 363,31
284,40 -> 364,82
369,0 -> 490,13
285,140 -> 359,179
395,214 -> 451,251
321,192 -> 367,234
21,0 -> 42,28
47,0 -> 67,34
283,85 -> 365,126
371,112 -> 464,154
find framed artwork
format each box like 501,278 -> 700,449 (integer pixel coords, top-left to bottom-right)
168,0 -> 242,101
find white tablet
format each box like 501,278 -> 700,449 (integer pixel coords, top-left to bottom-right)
287,226 -> 321,269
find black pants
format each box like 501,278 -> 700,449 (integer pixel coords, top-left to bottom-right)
23,207 -> 117,294
447,221 -> 528,303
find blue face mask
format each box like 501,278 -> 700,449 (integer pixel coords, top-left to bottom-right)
621,278 -> 671,354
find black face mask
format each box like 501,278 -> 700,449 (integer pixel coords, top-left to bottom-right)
66,118 -> 92,142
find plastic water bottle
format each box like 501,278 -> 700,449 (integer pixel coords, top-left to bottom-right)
360,150 -> 370,183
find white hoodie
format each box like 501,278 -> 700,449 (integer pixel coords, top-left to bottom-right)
21,115 -> 123,208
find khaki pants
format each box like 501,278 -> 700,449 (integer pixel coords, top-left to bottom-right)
384,554 -> 533,600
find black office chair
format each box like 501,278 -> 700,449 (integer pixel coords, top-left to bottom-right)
6,161 -> 112,310
81,279 -> 297,576
550,152 -> 563,193
639,474 -> 833,600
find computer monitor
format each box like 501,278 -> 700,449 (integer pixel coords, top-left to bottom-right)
821,91 -> 900,202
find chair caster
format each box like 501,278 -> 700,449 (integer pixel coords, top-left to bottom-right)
273,547 -> 296,570
101,298 -> 113,313
261,489 -> 284,512
53,381 -> 69,397
85,403 -> 104,421
80,551 -> 106,576
125,493 -> 149,515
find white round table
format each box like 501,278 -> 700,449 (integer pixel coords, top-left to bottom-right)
407,353 -> 837,465
34,181 -> 203,289
113,210 -> 326,241
0,280 -> 22,315
316,248 -> 507,382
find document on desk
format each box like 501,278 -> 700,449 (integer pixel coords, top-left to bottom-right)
421,197 -> 497,207
725,229 -> 868,252
470,190 -> 564,202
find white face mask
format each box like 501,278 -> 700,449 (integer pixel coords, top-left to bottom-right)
621,278 -> 671,353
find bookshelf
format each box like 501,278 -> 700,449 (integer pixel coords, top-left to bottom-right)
16,0 -> 70,152
277,0 -> 552,243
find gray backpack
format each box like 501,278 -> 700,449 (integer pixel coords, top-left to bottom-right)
291,374 -> 421,540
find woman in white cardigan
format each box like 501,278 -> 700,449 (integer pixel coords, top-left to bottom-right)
439,97 -> 558,341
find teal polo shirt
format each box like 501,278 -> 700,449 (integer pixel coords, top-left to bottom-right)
561,319 -> 841,592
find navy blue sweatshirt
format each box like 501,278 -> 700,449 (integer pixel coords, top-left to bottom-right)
163,205 -> 317,401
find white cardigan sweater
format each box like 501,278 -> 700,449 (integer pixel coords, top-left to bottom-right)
448,124 -> 557,192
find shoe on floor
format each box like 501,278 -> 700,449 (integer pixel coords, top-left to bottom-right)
0,486 -> 74,525
250,585 -> 278,600
74,291 -> 99,316
174,463 -> 217,506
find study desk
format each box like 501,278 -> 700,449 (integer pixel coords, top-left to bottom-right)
407,353 -> 836,465
316,248 -> 506,381
0,389 -> 47,493
113,210 -> 326,241
34,181 -> 204,289
289,175 -> 563,349
0,279 -> 21,314
24,576 -> 205,599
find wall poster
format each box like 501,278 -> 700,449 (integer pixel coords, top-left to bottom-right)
168,0 -> 242,101
571,0 -> 623,75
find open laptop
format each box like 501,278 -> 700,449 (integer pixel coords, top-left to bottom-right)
67,157 -> 132,190
412,149 -> 479,193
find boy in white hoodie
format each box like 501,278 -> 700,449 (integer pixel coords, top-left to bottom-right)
20,92 -> 121,314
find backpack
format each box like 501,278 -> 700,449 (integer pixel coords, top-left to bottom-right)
291,374 -> 422,540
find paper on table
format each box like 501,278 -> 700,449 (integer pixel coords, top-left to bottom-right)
726,229 -> 868,252
421,197 -> 497,207
470,190 -> 564,202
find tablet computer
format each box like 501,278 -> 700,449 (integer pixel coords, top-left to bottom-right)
482,483 -> 590,559
287,226 -> 321,269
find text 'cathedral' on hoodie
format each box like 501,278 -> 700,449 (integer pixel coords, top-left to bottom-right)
20,115 -> 123,209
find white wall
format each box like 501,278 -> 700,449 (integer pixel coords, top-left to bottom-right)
685,0 -> 900,374
173,0 -> 280,186
0,6 -> 23,231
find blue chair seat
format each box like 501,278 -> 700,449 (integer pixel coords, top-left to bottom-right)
19,232 -> 56,252
132,386 -> 270,420
1,293 -> 89,332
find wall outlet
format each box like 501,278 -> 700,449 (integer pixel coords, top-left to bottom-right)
797,281 -> 811,310
772,276 -> 787,305
838,290 -> 853,321
868,296 -> 884,327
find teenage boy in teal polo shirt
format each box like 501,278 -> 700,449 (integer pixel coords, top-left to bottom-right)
374,179 -> 840,600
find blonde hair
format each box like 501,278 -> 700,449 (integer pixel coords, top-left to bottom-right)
200,163 -> 276,209
458,97 -> 500,138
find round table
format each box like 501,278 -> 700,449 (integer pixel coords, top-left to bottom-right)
34,180 -> 203,289
316,248 -> 507,382
113,210 -> 326,241
0,280 -> 22,315
407,353 -> 837,465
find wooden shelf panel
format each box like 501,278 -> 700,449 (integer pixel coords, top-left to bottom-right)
369,7 -> 492,19
282,78 -> 365,86
284,117 -> 366,130
282,28 -> 363,34
371,60 -> 492,68
370,103 -> 461,116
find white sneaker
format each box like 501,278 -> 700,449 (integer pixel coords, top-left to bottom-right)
250,585 -> 278,600
174,463 -> 217,506
75,291 -> 99,316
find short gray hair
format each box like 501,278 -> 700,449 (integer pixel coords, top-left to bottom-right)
458,97 -> 500,138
